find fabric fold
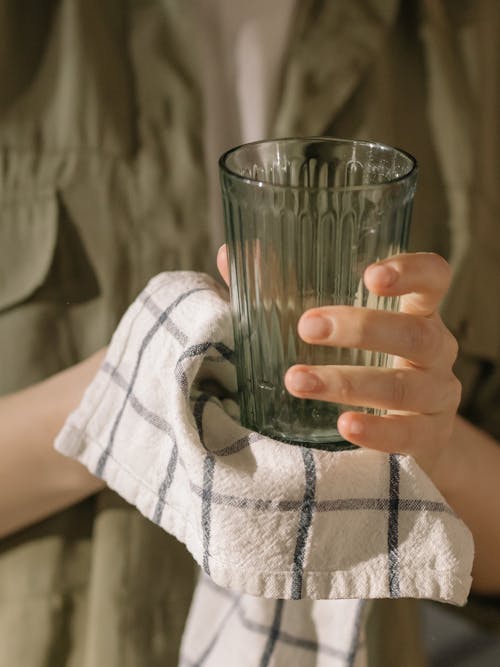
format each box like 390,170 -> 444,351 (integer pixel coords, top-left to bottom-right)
55,271 -> 473,606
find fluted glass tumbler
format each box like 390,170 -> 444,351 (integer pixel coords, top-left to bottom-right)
219,137 -> 417,447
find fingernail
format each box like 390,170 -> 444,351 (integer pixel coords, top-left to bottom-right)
366,264 -> 397,288
287,369 -> 320,393
298,315 -> 332,340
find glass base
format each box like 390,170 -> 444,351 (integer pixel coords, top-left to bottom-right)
284,437 -> 359,452
244,421 -> 359,452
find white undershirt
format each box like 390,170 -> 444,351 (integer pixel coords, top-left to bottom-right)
196,0 -> 297,260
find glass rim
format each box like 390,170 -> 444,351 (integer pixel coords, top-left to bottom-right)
219,136 -> 418,192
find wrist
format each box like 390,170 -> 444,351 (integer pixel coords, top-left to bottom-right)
424,415 -> 500,594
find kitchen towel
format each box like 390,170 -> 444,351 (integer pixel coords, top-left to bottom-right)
55,271 -> 474,606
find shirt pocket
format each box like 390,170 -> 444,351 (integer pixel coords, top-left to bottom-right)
0,191 -> 100,313
0,193 -> 58,311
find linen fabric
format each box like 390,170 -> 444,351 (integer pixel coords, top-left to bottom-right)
54,270 -> 474,664
55,271 -> 473,664
180,576 -> 370,667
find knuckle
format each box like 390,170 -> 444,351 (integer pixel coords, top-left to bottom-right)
445,330 -> 459,363
436,374 -> 461,411
349,312 -> 370,348
390,371 -> 408,409
336,371 -> 355,402
407,317 -> 439,360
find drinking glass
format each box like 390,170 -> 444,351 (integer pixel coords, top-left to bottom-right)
219,137 -> 417,447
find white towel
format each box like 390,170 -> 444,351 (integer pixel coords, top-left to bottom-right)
179,574 -> 371,667
55,271 -> 474,665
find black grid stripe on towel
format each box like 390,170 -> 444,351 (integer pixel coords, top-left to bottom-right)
179,577 -> 368,667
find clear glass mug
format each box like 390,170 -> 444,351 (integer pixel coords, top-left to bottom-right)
219,137 -> 417,448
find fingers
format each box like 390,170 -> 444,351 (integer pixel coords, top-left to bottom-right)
289,252 -> 458,472
297,252 -> 457,370
364,252 -> 452,317
298,307 -> 458,369
285,364 -> 461,414
217,244 -> 230,286
336,411 -> 453,460
219,250 -> 452,318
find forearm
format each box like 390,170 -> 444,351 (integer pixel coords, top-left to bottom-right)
433,415 -> 500,595
0,350 -> 106,538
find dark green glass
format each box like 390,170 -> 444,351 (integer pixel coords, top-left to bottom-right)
219,137 -> 417,447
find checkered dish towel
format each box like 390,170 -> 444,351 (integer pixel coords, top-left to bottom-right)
55,272 -> 473,658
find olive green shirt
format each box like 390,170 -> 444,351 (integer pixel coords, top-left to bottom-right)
1,1 -> 499,665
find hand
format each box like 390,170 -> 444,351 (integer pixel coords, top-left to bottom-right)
217,247 -> 460,478
218,245 -> 500,593
283,252 -> 461,480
